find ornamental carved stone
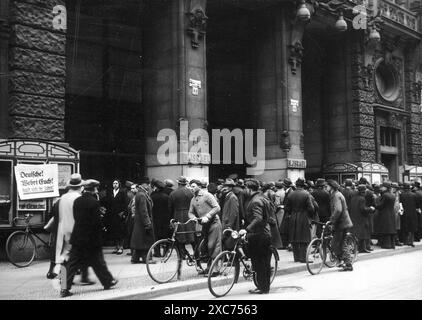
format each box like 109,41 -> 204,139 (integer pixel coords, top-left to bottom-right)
187,7 -> 207,49
288,41 -> 304,75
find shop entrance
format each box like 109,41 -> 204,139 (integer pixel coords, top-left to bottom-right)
381,153 -> 398,182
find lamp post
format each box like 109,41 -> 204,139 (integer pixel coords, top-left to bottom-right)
297,0 -> 311,22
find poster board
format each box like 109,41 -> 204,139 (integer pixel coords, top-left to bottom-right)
14,164 -> 59,200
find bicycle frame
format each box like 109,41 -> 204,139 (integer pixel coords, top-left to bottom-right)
13,215 -> 52,249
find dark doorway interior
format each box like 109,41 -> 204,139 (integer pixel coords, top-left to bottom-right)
381,153 -> 398,182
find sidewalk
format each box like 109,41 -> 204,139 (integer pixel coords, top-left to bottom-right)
0,241 -> 421,300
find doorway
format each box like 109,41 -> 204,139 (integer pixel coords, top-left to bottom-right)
381,153 -> 398,182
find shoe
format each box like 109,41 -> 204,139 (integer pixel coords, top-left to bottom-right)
248,288 -> 269,294
104,279 -> 118,290
396,242 -> 403,246
207,271 -> 220,277
359,249 -> 371,253
116,249 -> 124,255
46,272 -> 58,279
366,247 -> 374,251
80,279 -> 96,286
198,268 -> 209,275
338,265 -> 353,272
131,260 -> 141,264
60,289 -> 73,298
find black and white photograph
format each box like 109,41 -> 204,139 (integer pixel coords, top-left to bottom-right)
0,0 -> 422,307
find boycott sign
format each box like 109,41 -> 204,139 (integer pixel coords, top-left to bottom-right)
14,164 -> 59,200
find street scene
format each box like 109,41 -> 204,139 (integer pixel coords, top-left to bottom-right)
1,0 -> 422,302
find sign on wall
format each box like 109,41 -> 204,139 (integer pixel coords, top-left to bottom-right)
14,164 -> 59,200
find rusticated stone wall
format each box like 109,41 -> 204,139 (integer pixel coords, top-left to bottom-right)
8,0 -> 66,140
350,32 -> 377,163
404,44 -> 422,166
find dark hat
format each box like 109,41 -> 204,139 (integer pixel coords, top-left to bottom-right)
326,179 -> 340,189
125,180 -> 134,188
316,178 -> 326,187
403,182 -> 411,189
139,177 -> 150,185
228,173 -> 238,180
164,179 -> 175,187
344,179 -> 353,187
207,182 -> 218,194
306,180 -> 315,188
245,179 -> 260,190
358,177 -> 369,185
223,178 -> 236,187
237,179 -> 245,187
84,179 -> 100,190
414,181 -> 421,188
275,181 -> 284,188
283,178 -> 292,187
372,183 -> 381,191
382,181 -> 392,188
357,184 -> 367,192
155,180 -> 165,189
391,182 -> 399,189
295,178 -> 306,187
189,179 -> 202,186
217,179 -> 225,185
66,173 -> 85,188
177,176 -> 188,185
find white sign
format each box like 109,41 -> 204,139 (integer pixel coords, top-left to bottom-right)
18,199 -> 47,211
290,99 -> 299,112
189,79 -> 201,96
14,164 -> 59,200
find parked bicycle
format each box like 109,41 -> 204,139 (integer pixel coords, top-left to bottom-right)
207,228 -> 279,298
6,214 -> 53,268
306,220 -> 358,275
146,218 -> 208,284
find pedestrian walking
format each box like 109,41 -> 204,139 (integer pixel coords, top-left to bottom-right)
130,177 -> 155,263
107,180 -> 128,255
284,178 -> 315,263
60,179 -> 118,298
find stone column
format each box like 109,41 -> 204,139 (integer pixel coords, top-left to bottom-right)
249,5 -> 307,181
0,0 -> 10,138
8,0 -> 66,141
144,0 -> 209,182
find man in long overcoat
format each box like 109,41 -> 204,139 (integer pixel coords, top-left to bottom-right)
280,178 -> 295,249
130,177 -> 155,263
151,180 -> 172,246
341,179 -> 355,211
358,177 -> 375,251
168,176 -> 195,248
400,183 -> 418,247
220,179 -> 240,232
412,181 -> 422,242
61,179 -> 117,297
284,178 -> 315,263
349,185 -> 375,252
374,182 -> 396,249
107,180 -> 128,255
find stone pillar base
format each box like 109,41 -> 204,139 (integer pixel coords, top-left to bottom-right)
247,158 -> 305,182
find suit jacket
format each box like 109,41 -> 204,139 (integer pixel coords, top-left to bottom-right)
70,192 -> 103,248
312,188 -> 331,219
131,187 -> 155,250
285,188 -> 314,243
221,191 -> 239,231
374,191 -> 396,234
244,191 -> 270,236
330,190 -> 353,231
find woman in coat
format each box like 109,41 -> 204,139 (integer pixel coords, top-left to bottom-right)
130,178 -> 155,263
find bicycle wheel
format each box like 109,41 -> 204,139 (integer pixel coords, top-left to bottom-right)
146,239 -> 180,284
306,238 -> 324,275
193,238 -> 208,270
323,241 -> 337,268
208,251 -> 240,298
345,234 -> 358,263
6,231 -> 36,268
252,247 -> 279,287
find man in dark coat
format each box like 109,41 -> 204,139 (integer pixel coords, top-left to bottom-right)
312,178 -> 331,237
400,183 -> 418,247
284,178 -> 315,263
169,176 -> 195,248
220,179 -> 240,232
262,183 -> 283,249
130,177 -> 155,263
239,179 -> 272,294
412,181 -> 422,242
375,182 -> 397,249
349,185 -> 375,253
341,179 -> 355,211
150,180 -> 172,256
280,178 -> 295,249
358,177 -> 375,251
163,179 -> 175,196
232,179 -> 246,227
326,179 -> 354,272
60,179 -> 118,298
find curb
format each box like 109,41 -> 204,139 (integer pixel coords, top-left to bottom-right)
104,244 -> 422,300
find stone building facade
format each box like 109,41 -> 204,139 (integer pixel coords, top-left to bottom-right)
0,0 -> 421,184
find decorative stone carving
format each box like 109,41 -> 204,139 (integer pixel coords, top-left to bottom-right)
187,7 -> 207,49
288,41 -> 304,75
280,130 -> 291,151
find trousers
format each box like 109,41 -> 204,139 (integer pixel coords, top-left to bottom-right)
247,233 -> 272,292
332,229 -> 352,266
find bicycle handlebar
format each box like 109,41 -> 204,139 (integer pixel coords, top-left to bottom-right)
310,220 -> 332,227
170,218 -> 199,226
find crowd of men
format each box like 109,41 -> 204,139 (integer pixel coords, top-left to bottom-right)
47,172 -> 422,297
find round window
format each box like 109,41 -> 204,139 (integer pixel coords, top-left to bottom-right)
374,59 -> 400,102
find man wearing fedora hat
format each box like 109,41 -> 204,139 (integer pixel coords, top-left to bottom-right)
60,179 -> 118,297
326,179 -> 354,271
374,182 -> 396,249
400,182 -> 418,247
220,179 -> 240,232
280,178 -> 295,249
312,178 -> 331,238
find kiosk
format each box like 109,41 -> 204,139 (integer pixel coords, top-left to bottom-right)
323,162 -> 389,184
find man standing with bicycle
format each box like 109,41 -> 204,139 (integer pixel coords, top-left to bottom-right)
188,180 -> 222,276
239,179 -> 271,294
325,179 -> 354,272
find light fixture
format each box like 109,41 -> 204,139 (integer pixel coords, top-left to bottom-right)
335,11 -> 348,32
297,0 -> 311,22
368,26 -> 381,42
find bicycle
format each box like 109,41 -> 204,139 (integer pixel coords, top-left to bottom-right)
146,218 -> 209,284
207,229 -> 279,298
6,214 -> 53,268
305,220 -> 358,275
